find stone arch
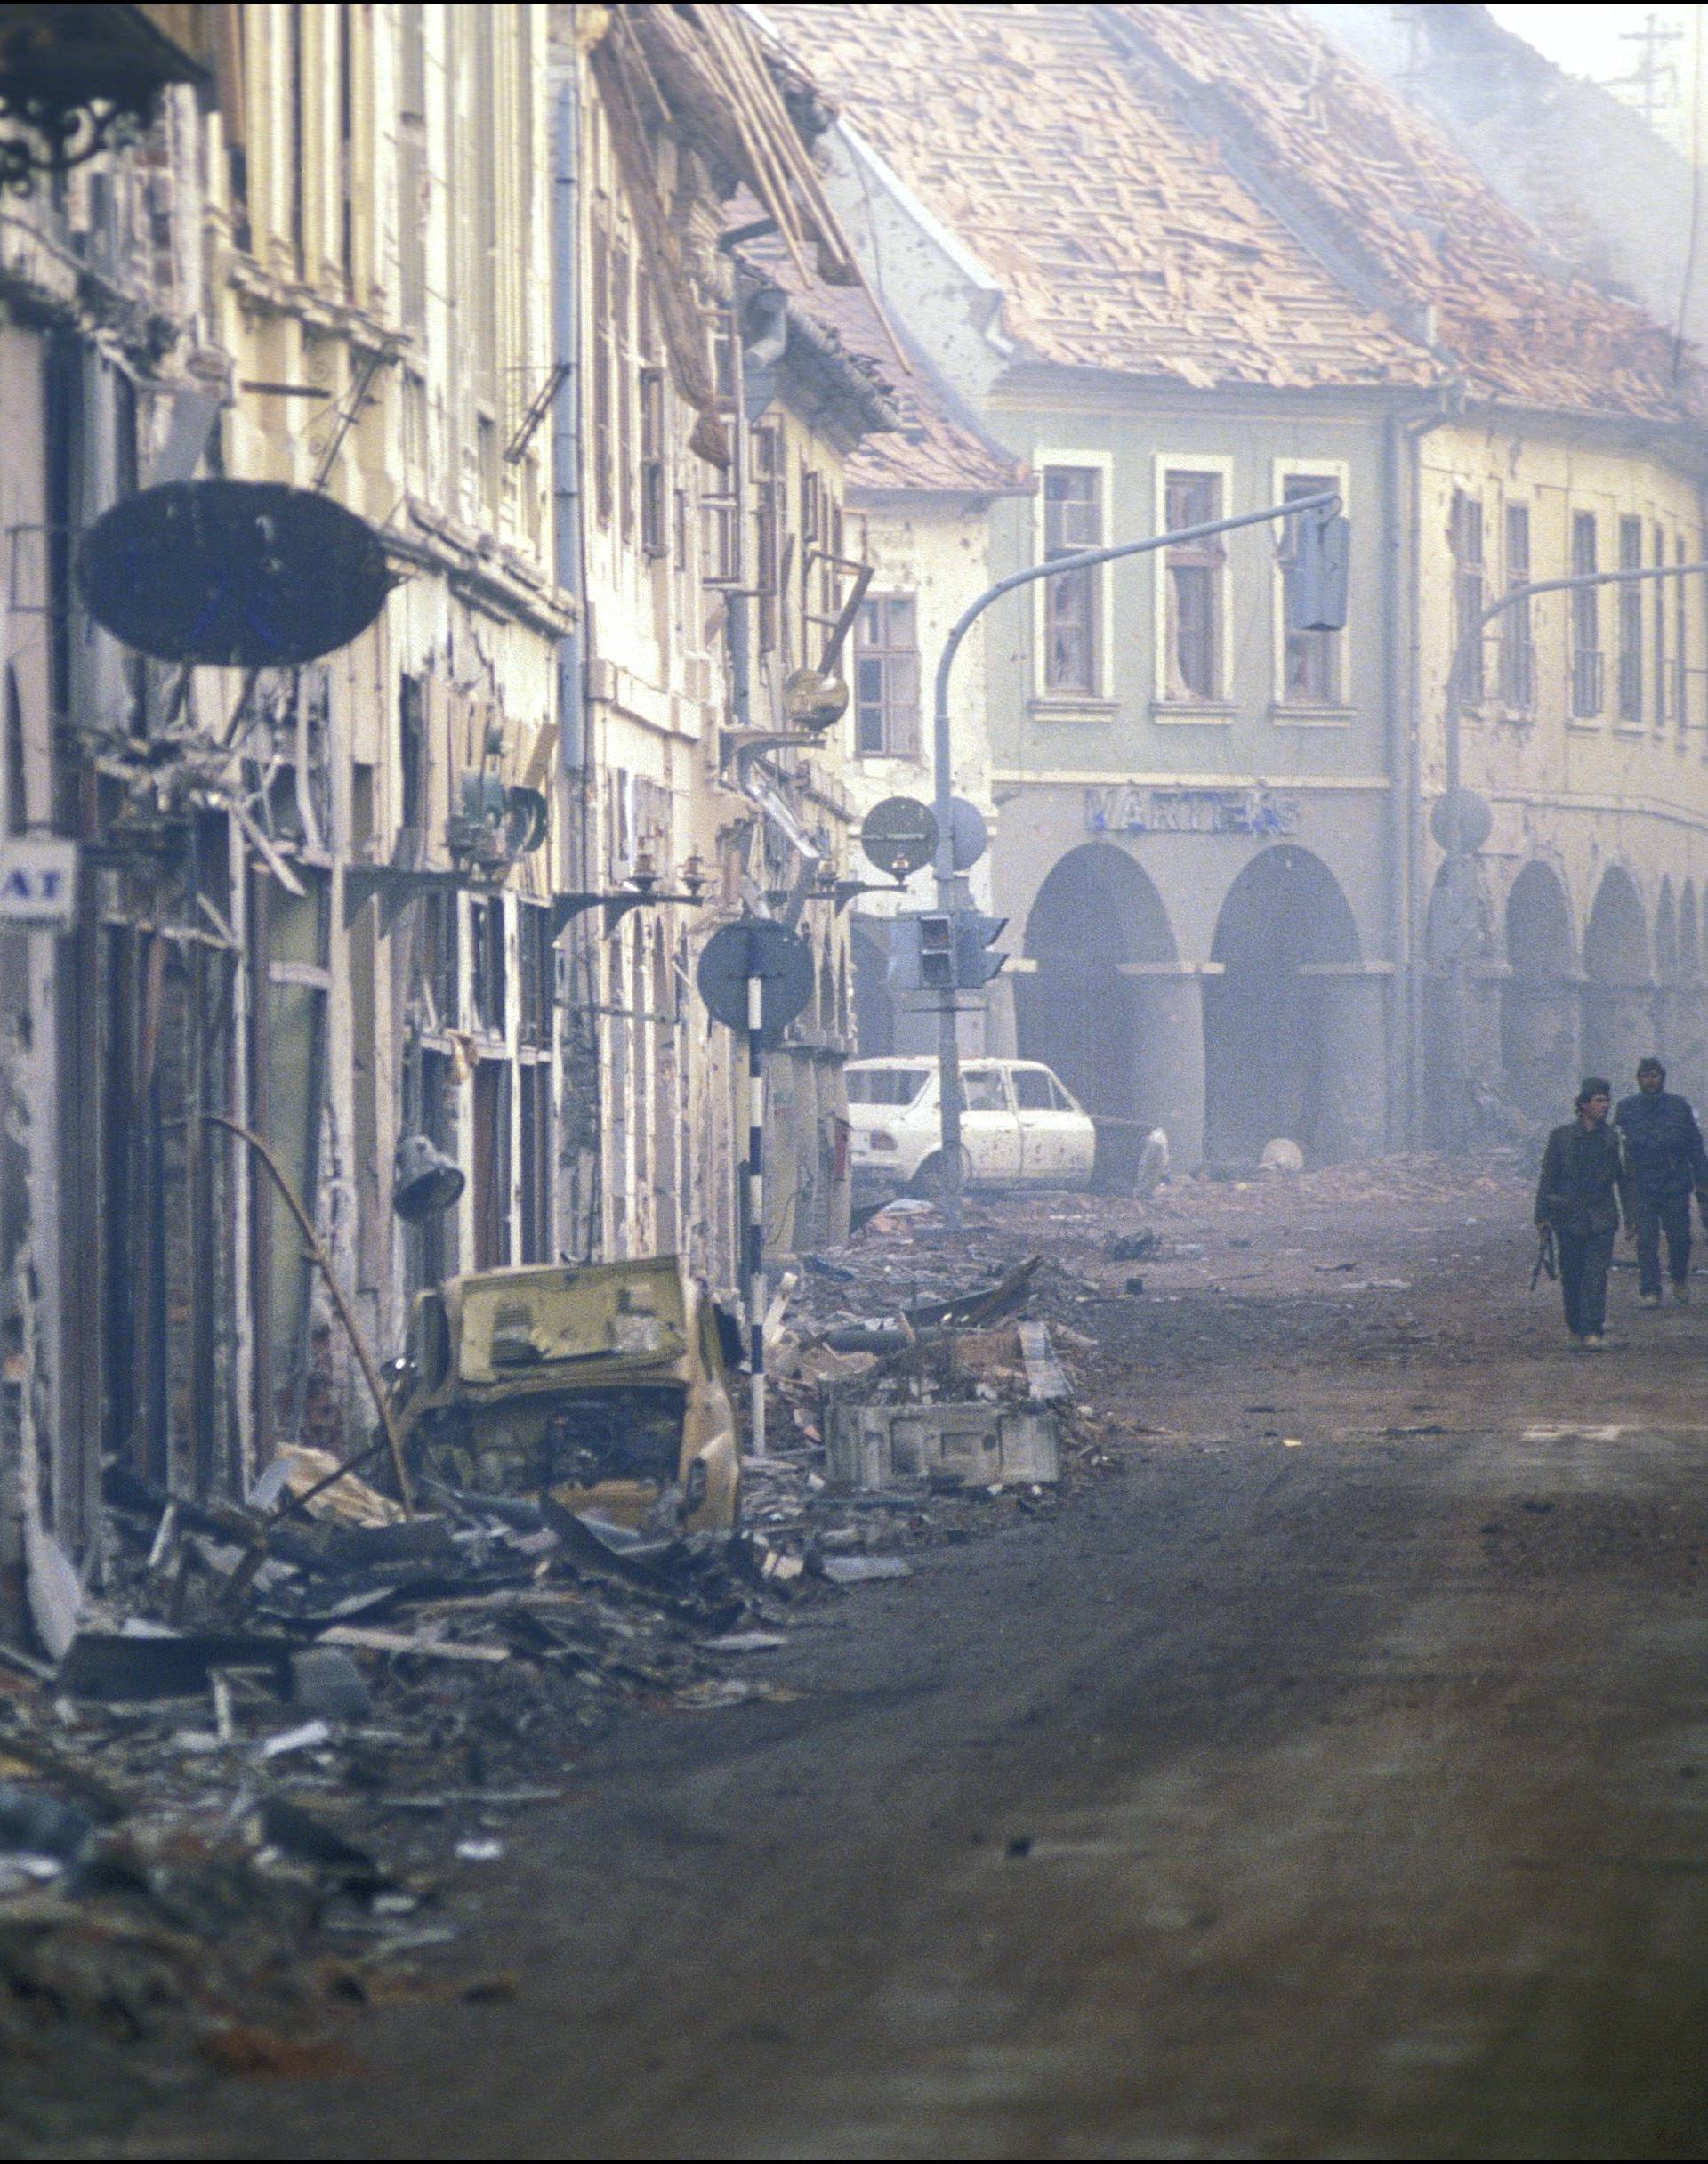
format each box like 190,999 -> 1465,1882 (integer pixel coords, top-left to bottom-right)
1681,883 -> 1701,981
1204,845 -> 1370,1164
1018,844 -> 1180,1179
1501,861 -> 1577,1118
1582,866 -> 1652,1082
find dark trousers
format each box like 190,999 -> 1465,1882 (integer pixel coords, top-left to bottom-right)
1631,1191 -> 1692,1296
1558,1224 -> 1615,1336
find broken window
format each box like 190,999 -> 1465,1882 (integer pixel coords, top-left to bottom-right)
1278,473 -> 1341,706
1451,490 -> 1485,706
1618,515 -> 1643,723
420,890 -> 459,1033
1502,505 -> 1535,711
469,898 -> 507,1038
472,1060 -> 512,1272
1572,512 -> 1602,718
403,1041 -> 455,1294
1043,467 -> 1101,694
855,596 -> 921,757
1164,469 -> 1224,703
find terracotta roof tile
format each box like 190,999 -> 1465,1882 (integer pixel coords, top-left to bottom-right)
763,2 -> 1704,419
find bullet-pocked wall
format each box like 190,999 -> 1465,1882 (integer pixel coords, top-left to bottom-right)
1416,417 -> 1708,1132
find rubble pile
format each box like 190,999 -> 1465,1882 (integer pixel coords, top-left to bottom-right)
0,1448 -> 802,2139
0,1224 -> 1124,2141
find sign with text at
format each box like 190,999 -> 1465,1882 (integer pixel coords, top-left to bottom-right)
0,839 -> 77,926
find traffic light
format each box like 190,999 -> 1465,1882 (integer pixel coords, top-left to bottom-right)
917,912 -> 956,990
1289,508 -> 1349,634
955,911 -> 1009,988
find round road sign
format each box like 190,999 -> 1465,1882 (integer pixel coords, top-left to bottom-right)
947,795 -> 989,871
696,920 -> 816,1043
861,796 -> 938,881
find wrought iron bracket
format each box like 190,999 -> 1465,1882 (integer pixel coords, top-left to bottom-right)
548,889 -> 706,940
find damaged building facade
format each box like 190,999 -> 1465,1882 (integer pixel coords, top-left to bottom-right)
772,0 -> 1708,1164
0,4 -> 566,1640
563,6 -> 897,1274
0,2 -> 901,1645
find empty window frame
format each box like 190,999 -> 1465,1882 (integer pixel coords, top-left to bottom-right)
854,596 -> 921,757
614,239 -> 634,543
1571,512 -> 1602,718
1617,515 -> 1643,723
1502,504 -> 1535,711
640,365 -> 666,559
1163,467 -> 1226,703
591,219 -> 614,526
1451,490 -> 1486,706
1277,470 -> 1343,706
399,671 -> 426,838
469,898 -> 507,1038
1042,465 -> 1103,695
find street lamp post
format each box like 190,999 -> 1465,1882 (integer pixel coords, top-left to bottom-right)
927,492 -> 1342,1228
1437,556 -> 1708,1140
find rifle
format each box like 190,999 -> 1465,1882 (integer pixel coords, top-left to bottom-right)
1530,1223 -> 1558,1289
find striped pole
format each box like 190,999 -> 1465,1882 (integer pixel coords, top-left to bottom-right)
746,963 -> 766,1459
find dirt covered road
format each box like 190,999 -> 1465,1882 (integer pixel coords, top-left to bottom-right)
128,1156 -> 1708,2160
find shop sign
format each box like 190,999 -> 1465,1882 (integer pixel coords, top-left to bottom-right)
0,837 -> 77,925
1085,785 -> 1301,838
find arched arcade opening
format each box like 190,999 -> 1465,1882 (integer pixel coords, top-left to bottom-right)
1501,863 -> 1576,1119
1582,868 -> 1651,1084
1017,844 -> 1189,1176
1204,845 -> 1375,1164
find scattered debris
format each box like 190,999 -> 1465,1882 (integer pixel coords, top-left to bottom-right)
818,1555 -> 914,1585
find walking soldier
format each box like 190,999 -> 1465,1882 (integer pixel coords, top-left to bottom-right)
1614,1057 -> 1708,1307
1535,1078 -> 1631,1350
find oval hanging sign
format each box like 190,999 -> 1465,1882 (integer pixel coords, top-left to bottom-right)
77,480 -> 395,668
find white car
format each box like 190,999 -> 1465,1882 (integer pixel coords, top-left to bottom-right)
845,1057 -> 1097,1195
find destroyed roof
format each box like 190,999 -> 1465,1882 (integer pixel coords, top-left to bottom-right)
733,221 -> 1029,495
760,2 -> 1706,420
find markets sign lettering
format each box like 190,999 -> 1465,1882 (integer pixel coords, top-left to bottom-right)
1085,786 -> 1301,838
0,839 -> 77,925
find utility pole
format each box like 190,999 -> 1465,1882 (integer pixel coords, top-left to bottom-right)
927,491 -> 1345,1229
1610,12 -> 1685,135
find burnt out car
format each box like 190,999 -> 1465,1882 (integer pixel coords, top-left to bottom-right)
391,1256 -> 742,1533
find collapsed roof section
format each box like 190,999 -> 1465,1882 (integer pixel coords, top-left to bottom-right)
584,4 -> 886,460
732,218 -> 1027,496
762,1 -> 1705,421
